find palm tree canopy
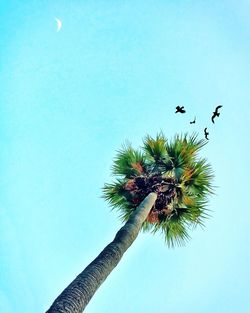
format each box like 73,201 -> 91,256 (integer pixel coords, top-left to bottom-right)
103,133 -> 214,247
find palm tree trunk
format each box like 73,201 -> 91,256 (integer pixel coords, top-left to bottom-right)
46,192 -> 157,313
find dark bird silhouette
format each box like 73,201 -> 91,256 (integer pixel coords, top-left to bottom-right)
211,105 -> 222,123
190,117 -> 196,124
204,127 -> 209,140
175,106 -> 186,114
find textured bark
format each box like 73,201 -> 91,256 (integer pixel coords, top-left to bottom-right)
46,192 -> 157,313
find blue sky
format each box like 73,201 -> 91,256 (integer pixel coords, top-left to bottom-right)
1,1 -> 250,312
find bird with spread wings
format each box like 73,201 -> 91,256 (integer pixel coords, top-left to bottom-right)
211,105 -> 222,123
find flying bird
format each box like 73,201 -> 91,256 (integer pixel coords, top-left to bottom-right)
211,105 -> 222,123
204,127 -> 209,140
175,106 -> 186,114
190,117 -> 196,124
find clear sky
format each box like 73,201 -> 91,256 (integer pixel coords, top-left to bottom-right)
1,1 -> 250,312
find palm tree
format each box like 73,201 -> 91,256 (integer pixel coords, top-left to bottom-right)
46,133 -> 213,313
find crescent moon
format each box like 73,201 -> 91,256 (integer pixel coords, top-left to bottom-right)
55,17 -> 62,32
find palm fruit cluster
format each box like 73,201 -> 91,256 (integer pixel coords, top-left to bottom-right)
123,174 -> 178,223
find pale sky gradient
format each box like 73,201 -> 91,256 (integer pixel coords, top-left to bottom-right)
1,1 -> 250,312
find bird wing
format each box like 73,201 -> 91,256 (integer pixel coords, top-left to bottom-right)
211,114 -> 215,123
215,105 -> 222,113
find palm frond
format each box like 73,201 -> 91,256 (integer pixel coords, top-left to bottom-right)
111,143 -> 147,178
143,133 -> 173,174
